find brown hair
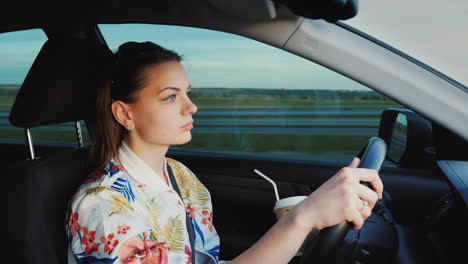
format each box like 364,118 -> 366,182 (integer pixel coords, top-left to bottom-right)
90,41 -> 182,170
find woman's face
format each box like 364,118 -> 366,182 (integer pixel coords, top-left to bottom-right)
124,61 -> 197,148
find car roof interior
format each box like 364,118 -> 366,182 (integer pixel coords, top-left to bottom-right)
2,0 -> 359,33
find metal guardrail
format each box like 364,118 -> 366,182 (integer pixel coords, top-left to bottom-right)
0,106 -> 389,136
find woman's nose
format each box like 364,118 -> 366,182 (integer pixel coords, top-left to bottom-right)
182,95 -> 197,116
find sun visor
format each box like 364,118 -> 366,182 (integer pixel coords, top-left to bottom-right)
277,0 -> 359,22
207,0 -> 277,20
9,38 -> 113,128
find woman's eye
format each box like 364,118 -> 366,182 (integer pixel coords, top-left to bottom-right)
163,94 -> 176,102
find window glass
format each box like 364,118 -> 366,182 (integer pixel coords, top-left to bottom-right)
100,24 -> 403,164
32,121 -> 90,145
346,0 -> 467,87
0,29 -> 46,142
0,29 -> 90,145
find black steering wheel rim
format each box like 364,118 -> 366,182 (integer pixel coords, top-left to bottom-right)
299,136 -> 387,264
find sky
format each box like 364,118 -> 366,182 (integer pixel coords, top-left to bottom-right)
0,0 -> 466,90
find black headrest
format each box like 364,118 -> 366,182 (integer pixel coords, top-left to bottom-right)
9,38 -> 113,128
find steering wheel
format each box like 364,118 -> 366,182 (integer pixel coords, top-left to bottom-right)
299,136 -> 387,264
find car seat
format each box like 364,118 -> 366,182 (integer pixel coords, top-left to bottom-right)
6,36 -> 113,264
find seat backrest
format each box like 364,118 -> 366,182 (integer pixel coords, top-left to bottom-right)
7,147 -> 93,264
6,37 -> 112,264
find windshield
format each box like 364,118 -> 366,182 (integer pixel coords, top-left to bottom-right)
345,0 -> 468,87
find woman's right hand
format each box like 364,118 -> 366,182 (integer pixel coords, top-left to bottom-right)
288,157 -> 384,232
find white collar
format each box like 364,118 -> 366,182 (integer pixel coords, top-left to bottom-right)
116,141 -> 172,191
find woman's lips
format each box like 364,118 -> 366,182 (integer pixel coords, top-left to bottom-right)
180,121 -> 194,129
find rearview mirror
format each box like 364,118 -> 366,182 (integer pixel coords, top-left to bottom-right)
378,109 -> 434,168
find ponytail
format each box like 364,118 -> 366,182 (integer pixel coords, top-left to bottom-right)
90,80 -> 125,170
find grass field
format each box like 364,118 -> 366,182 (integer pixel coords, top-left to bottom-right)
176,132 -> 368,152
0,127 -> 368,163
0,84 -> 402,108
1,131 -> 366,165
0,128 -> 92,144
0,94 -> 16,108
191,97 -> 400,107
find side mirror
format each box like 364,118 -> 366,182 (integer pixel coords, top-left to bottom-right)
378,108 -> 435,168
387,113 -> 407,164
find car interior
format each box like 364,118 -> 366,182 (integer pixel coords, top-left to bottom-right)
2,1 -> 468,264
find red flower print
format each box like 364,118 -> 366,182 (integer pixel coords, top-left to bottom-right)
81,227 -> 98,255
100,233 -> 119,254
68,210 -> 80,237
185,245 -> 192,264
201,210 -> 214,232
201,217 -> 214,232
85,171 -> 106,183
118,224 -> 131,234
178,200 -> 183,206
118,236 -> 170,264
112,164 -> 125,172
185,205 -> 196,218
202,210 -> 212,219
153,243 -> 170,264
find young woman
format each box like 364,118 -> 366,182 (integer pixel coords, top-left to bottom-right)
66,41 -> 383,264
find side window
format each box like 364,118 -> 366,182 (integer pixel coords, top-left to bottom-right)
0,29 -> 90,145
0,29 -> 46,142
100,24 -> 404,164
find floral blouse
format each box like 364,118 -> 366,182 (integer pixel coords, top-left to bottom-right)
66,143 -> 227,264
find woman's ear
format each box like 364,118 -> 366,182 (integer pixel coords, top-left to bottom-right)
111,101 -> 134,131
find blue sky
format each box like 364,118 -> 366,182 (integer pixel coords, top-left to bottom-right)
0,0 -> 466,90
100,24 -> 368,90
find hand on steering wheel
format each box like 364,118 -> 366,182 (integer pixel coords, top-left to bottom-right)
290,137 -> 386,263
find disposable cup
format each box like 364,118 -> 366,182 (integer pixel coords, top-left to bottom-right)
273,195 -> 309,257
273,196 -> 307,220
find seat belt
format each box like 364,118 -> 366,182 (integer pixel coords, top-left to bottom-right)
167,164 -> 196,263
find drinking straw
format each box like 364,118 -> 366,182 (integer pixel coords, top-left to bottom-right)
254,169 -> 280,201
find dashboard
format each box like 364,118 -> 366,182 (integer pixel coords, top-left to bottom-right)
437,160 -> 468,205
